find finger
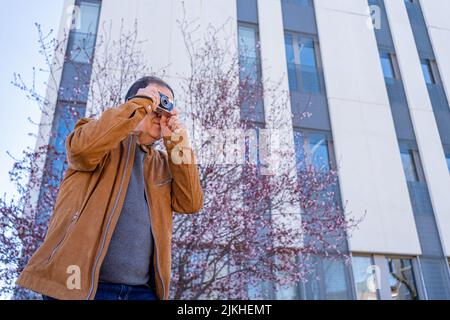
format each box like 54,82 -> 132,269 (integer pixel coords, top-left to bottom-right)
150,92 -> 160,110
168,115 -> 178,127
144,88 -> 159,106
160,114 -> 169,126
172,122 -> 181,131
153,91 -> 160,107
143,92 -> 157,112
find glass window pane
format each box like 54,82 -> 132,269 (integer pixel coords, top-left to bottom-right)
47,103 -> 86,185
421,59 -> 435,85
248,279 -> 273,300
244,127 -> 262,168
303,255 -> 322,300
352,256 -> 379,300
299,38 -> 317,67
238,25 -> 257,59
323,259 -> 350,299
67,31 -> 97,64
284,34 -> 295,64
308,133 -> 330,171
239,60 -> 258,84
304,256 -> 352,300
294,131 -> 306,172
387,257 -> 418,300
274,283 -> 300,300
238,25 -> 259,84
298,37 -> 320,93
400,148 -> 419,182
75,1 -> 101,34
58,62 -> 92,103
273,255 -> 301,300
380,52 -> 395,79
294,132 -> 331,172
284,34 -> 297,91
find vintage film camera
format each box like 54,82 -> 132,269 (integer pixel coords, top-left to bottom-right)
155,92 -> 174,116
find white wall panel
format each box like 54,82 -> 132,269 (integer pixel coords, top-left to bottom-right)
421,0 -> 450,112
384,0 -> 450,257
314,0 -> 421,254
257,0 -> 302,244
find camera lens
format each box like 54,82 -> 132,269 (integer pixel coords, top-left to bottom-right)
160,96 -> 169,107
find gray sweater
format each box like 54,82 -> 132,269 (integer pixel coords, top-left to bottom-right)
99,144 -> 154,285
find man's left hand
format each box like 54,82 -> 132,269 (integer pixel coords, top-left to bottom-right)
160,108 -> 185,137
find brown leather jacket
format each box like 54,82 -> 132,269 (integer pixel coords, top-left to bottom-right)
16,97 -> 204,300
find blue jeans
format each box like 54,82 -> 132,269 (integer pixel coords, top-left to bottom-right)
42,282 -> 159,300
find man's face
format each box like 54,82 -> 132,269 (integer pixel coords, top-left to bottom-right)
137,84 -> 174,141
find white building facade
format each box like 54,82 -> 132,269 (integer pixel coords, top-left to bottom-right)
38,0 -> 450,300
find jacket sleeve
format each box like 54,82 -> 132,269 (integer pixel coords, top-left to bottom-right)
66,97 -> 151,171
162,130 -> 204,214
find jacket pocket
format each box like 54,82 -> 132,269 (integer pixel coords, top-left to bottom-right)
47,211 -> 80,263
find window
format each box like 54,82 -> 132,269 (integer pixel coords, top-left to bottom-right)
323,259 -> 350,299
386,257 -> 418,300
380,52 -> 395,79
294,131 -> 339,222
238,23 -> 264,120
58,62 -> 92,103
352,256 -> 379,300
274,255 -> 301,300
299,37 -> 320,93
238,24 -> 260,84
248,278 -> 273,300
284,34 -> 297,91
308,133 -> 331,171
400,147 -> 419,182
284,33 -> 321,94
41,103 -> 86,196
75,0 -> 101,34
294,131 -> 331,172
274,281 -> 300,300
303,255 -> 352,300
244,126 -> 265,173
420,59 -> 435,85
67,31 -> 97,64
67,0 -> 101,64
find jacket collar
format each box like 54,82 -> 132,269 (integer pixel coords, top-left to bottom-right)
138,142 -> 153,154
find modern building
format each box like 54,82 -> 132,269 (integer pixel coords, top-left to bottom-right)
34,0 -> 450,300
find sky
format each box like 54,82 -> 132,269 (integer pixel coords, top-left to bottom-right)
0,0 -> 65,200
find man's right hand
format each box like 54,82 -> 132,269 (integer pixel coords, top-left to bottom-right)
136,86 -> 160,113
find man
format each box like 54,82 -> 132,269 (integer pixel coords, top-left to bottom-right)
16,76 -> 204,300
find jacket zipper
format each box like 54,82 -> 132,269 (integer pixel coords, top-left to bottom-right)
47,154 -> 109,263
144,181 -> 166,300
47,211 -> 79,262
86,136 -> 135,299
